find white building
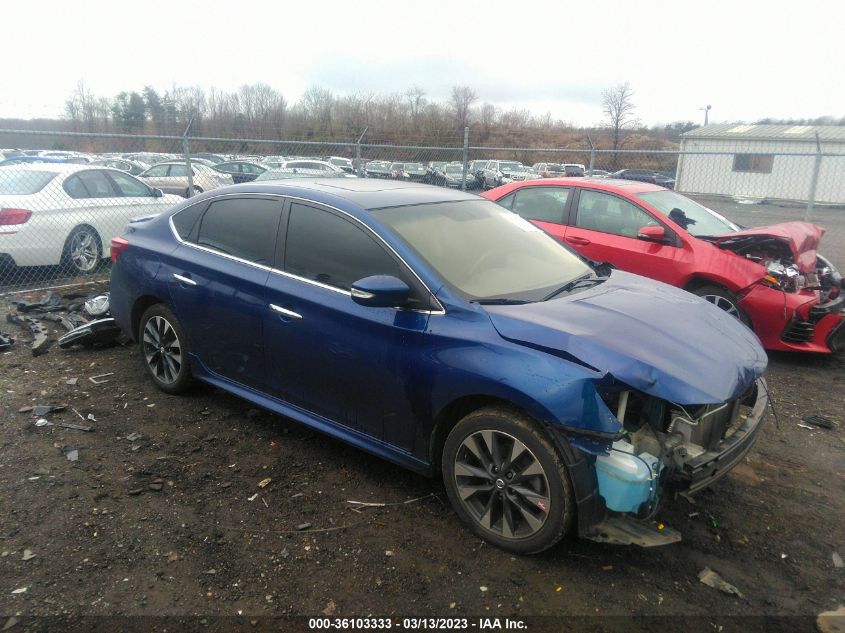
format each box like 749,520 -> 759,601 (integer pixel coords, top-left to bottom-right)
676,124 -> 845,204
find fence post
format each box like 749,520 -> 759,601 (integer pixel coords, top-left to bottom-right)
355,127 -> 368,177
587,134 -> 596,173
182,115 -> 196,197
805,132 -> 822,222
461,126 -> 470,192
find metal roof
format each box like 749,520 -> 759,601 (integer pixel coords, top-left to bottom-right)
681,124 -> 845,142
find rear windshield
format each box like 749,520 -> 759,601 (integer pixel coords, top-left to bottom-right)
0,170 -> 57,194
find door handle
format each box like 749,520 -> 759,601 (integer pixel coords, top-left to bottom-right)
173,273 -> 197,286
566,236 -> 592,246
269,304 -> 302,319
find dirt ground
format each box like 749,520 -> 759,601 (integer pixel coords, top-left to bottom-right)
1,201 -> 845,633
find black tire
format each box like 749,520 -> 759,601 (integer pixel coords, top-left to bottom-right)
61,226 -> 102,275
691,285 -> 751,326
442,405 -> 574,554
138,304 -> 193,394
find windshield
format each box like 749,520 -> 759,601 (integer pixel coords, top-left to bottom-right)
405,163 -> 424,171
546,164 -> 565,172
636,190 -> 740,237
373,200 -> 591,302
0,170 -> 57,194
499,162 -> 523,171
444,165 -> 463,174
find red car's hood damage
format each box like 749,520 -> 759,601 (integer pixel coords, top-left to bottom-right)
712,222 -> 824,272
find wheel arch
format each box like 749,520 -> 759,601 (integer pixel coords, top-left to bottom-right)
130,294 -> 167,342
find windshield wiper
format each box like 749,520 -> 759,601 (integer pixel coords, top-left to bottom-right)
542,274 -> 605,301
472,298 -> 531,305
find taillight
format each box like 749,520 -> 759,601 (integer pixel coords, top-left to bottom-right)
110,237 -> 130,263
0,208 -> 32,226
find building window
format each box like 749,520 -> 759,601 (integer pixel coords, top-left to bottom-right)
733,154 -> 774,173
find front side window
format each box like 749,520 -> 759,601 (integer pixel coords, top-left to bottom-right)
575,190 -> 657,238
285,203 -> 405,292
108,171 -> 152,197
512,187 -> 569,224
195,198 -> 281,265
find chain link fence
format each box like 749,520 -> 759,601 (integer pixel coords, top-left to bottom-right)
1,127 -> 843,292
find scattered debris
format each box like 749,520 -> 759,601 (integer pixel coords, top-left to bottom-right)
7,313 -> 52,356
65,378 -> 78,386
59,318 -> 122,349
290,493 -> 304,500
18,406 -> 33,413
479,586 -> 488,593
148,482 -> 163,492
346,493 -> 435,508
802,414 -> 834,430
797,423 -> 815,430
86,413 -> 96,422
0,331 -> 14,350
322,600 -> 337,616
3,616 -> 21,630
31,404 -> 66,416
12,291 -> 63,313
833,552 -> 844,569
10,587 -> 27,595
257,478 -> 272,488
125,432 -> 142,442
21,549 -> 36,561
88,372 -> 114,385
781,553 -> 788,560
62,447 -> 79,462
698,567 -> 743,598
296,523 -> 312,531
128,488 -> 144,496
384,550 -> 394,557
34,419 -> 93,432
84,294 -> 110,317
247,494 -> 258,502
816,606 -> 845,633
35,419 -> 51,428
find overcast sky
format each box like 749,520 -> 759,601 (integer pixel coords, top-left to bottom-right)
3,0 -> 843,126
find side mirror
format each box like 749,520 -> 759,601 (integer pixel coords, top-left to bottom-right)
151,188 -> 163,198
351,275 -> 411,308
637,225 -> 667,243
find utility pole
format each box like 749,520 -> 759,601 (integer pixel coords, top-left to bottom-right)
700,104 -> 712,126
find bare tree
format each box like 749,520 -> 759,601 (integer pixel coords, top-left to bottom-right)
602,82 -> 638,155
450,85 -> 478,131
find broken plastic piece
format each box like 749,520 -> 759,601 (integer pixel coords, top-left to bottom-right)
584,517 -> 681,547
802,414 -> 834,430
12,291 -> 63,313
88,372 -> 115,385
84,293 -> 110,317
7,313 -> 53,356
59,318 -> 122,349
698,567 -> 743,598
0,331 -> 14,350
62,447 -> 79,462
31,404 -> 67,416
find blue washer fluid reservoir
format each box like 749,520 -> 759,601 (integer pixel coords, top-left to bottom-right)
595,441 -> 662,514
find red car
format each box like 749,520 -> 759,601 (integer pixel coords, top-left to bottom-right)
481,178 -> 844,354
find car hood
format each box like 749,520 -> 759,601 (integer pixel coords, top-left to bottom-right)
484,271 -> 767,405
712,221 -> 824,272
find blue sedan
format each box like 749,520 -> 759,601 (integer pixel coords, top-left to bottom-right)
109,179 -> 768,553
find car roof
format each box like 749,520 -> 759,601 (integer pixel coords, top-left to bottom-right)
506,177 -> 666,194
195,178 -> 479,211
0,163 -> 114,174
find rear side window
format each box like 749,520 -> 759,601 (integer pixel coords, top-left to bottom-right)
512,187 -> 569,224
195,198 -> 282,265
63,171 -> 116,199
172,203 -> 205,241
284,203 -> 404,291
168,164 -> 189,177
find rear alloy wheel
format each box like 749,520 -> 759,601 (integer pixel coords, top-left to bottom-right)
139,304 -> 192,394
442,406 -> 573,554
62,226 -> 101,274
692,285 -> 751,326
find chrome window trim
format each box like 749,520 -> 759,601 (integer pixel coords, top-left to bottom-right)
167,191 -> 446,315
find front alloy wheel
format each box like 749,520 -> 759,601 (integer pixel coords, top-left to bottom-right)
442,406 -> 574,554
454,430 -> 551,539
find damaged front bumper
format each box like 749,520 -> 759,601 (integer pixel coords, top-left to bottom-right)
674,378 -> 769,493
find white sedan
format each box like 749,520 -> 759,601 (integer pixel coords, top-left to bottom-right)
0,164 -> 183,274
